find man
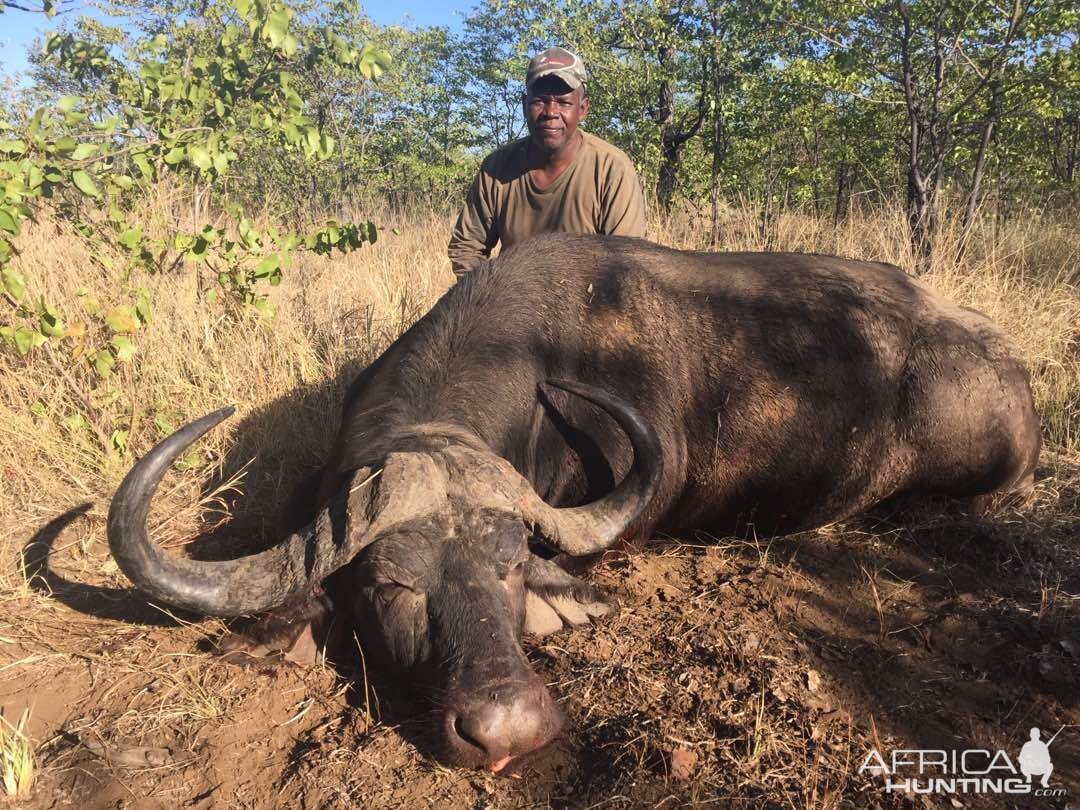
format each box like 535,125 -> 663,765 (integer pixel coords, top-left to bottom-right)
448,47 -> 646,275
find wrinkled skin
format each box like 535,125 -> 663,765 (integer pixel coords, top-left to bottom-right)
110,235 -> 1040,771
346,515 -> 582,766
267,447 -> 618,767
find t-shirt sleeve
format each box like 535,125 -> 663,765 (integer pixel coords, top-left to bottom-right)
598,155 -> 646,238
448,167 -> 499,276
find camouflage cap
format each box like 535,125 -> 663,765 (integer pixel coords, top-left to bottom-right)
525,47 -> 587,91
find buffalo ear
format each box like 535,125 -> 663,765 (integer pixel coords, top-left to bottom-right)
522,554 -> 618,636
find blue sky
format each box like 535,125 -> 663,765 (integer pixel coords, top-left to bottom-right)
0,1 -> 471,80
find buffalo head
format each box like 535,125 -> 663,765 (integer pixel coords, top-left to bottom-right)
107,380 -> 662,769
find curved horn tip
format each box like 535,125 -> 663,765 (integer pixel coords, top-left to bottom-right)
531,377 -> 664,557
543,379 -> 622,403
212,404 -> 237,421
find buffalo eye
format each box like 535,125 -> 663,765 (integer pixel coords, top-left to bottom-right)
497,556 -> 528,582
377,577 -> 418,592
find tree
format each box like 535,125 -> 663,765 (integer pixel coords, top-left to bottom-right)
1,0 -> 384,453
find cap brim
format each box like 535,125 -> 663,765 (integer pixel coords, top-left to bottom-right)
526,70 -> 583,91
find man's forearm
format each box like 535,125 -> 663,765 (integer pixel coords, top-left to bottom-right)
448,175 -> 496,275
447,236 -> 490,276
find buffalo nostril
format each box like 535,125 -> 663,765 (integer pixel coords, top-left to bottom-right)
450,713 -> 487,755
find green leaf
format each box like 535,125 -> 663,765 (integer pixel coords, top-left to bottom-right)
30,401 -> 47,417
154,414 -> 174,436
110,429 -> 128,452
26,164 -> 43,191
70,143 -> 97,161
118,227 -> 143,249
91,349 -> 114,378
56,95 -> 80,113
163,147 -> 185,164
176,449 -> 205,471
132,153 -> 153,179
188,144 -> 212,171
190,236 -> 211,260
304,127 -> 319,158
71,170 -> 101,198
135,287 -> 153,324
359,44 -> 392,80
318,132 -> 335,159
64,412 -> 88,432
0,208 -> 18,236
13,326 -> 36,355
251,297 -> 275,318
265,9 -> 290,47
110,335 -> 136,362
253,254 -> 279,278
0,139 -> 26,155
81,295 -> 101,316
39,307 -> 65,337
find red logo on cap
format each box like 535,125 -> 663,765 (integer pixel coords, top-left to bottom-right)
538,54 -> 574,67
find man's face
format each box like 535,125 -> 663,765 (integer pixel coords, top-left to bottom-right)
524,76 -> 589,153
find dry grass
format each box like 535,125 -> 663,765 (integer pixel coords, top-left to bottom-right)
0,707 -> 34,798
0,195 -> 1076,806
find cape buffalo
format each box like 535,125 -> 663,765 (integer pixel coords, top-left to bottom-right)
108,234 -> 1040,771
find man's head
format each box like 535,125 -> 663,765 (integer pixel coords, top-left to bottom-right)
524,47 -> 589,154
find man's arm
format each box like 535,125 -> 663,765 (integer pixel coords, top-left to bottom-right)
597,157 -> 646,238
448,169 -> 499,276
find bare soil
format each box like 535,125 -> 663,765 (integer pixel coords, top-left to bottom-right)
3,453 -> 1078,809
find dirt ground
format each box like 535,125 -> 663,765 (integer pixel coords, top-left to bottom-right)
2,450 -> 1078,809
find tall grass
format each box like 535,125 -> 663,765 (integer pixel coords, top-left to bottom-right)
0,199 -> 1075,589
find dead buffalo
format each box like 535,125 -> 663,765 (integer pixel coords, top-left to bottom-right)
107,234 -> 1040,771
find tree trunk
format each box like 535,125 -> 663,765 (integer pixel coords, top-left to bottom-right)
832,162 -> 851,225
957,79 -> 1001,261
655,46 -> 677,211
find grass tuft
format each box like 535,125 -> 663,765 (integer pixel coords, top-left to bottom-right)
0,707 -> 34,798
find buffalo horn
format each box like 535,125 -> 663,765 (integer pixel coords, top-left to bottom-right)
107,408 -> 373,617
525,379 -> 663,556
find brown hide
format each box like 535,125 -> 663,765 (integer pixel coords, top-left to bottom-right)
333,235 -> 1040,538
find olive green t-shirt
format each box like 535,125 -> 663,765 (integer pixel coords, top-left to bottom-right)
447,132 -> 646,275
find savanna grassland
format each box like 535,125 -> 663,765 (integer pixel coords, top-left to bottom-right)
0,199 -> 1077,807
